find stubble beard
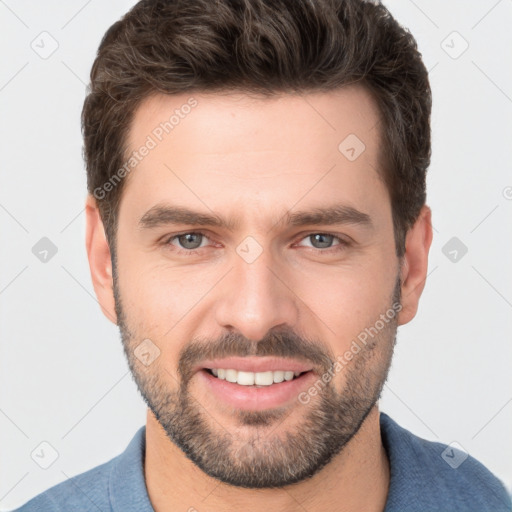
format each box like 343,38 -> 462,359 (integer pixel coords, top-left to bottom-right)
113,273 -> 400,488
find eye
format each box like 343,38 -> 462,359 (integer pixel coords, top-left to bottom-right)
296,233 -> 348,252
166,231 -> 210,252
161,231 -> 350,257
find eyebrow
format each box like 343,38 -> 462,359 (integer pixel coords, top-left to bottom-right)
138,203 -> 373,231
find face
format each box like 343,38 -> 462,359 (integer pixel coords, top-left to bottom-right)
109,87 -> 403,488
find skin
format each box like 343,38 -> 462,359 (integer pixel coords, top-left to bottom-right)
86,86 -> 432,512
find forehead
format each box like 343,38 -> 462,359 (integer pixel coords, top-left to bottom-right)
120,87 -> 387,226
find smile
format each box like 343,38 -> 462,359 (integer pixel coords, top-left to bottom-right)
206,368 -> 305,386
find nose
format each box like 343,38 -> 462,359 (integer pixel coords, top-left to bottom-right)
214,245 -> 299,341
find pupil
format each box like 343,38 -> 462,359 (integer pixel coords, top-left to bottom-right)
179,233 -> 202,249
311,233 -> 333,249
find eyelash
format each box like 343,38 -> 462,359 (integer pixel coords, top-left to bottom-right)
162,231 -> 351,256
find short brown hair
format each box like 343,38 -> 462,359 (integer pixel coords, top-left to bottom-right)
82,0 -> 431,258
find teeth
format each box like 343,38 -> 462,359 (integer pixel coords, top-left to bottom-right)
273,370 -> 285,383
237,371 -> 255,385
209,368 -> 305,386
225,369 -> 237,383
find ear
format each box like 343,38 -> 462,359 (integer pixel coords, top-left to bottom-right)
85,195 -> 117,325
397,205 -> 433,326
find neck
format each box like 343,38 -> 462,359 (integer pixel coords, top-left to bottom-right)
145,405 -> 390,512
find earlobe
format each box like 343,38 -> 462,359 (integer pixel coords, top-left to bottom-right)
397,205 -> 433,326
85,195 -> 118,325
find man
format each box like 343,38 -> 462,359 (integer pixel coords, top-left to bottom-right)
14,0 -> 511,511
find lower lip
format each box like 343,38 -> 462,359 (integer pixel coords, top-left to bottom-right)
197,369 -> 316,411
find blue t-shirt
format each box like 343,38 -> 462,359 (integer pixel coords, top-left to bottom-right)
13,412 -> 511,511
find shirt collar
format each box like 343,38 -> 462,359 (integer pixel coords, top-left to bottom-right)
380,411 -> 442,511
109,425 -> 154,512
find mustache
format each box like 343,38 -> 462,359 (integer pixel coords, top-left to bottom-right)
177,328 -> 335,384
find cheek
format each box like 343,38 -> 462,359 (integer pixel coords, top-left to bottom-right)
295,261 -> 396,354
115,244 -> 217,344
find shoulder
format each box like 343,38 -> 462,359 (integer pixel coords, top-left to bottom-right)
12,426 -> 148,512
380,412 -> 511,512
12,456 -> 115,512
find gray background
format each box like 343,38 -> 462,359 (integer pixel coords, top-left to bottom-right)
1,0 -> 511,509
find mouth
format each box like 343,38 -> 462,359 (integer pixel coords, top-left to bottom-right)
194,358 -> 317,411
203,368 -> 310,387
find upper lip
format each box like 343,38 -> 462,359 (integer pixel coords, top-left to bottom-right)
195,356 -> 314,374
